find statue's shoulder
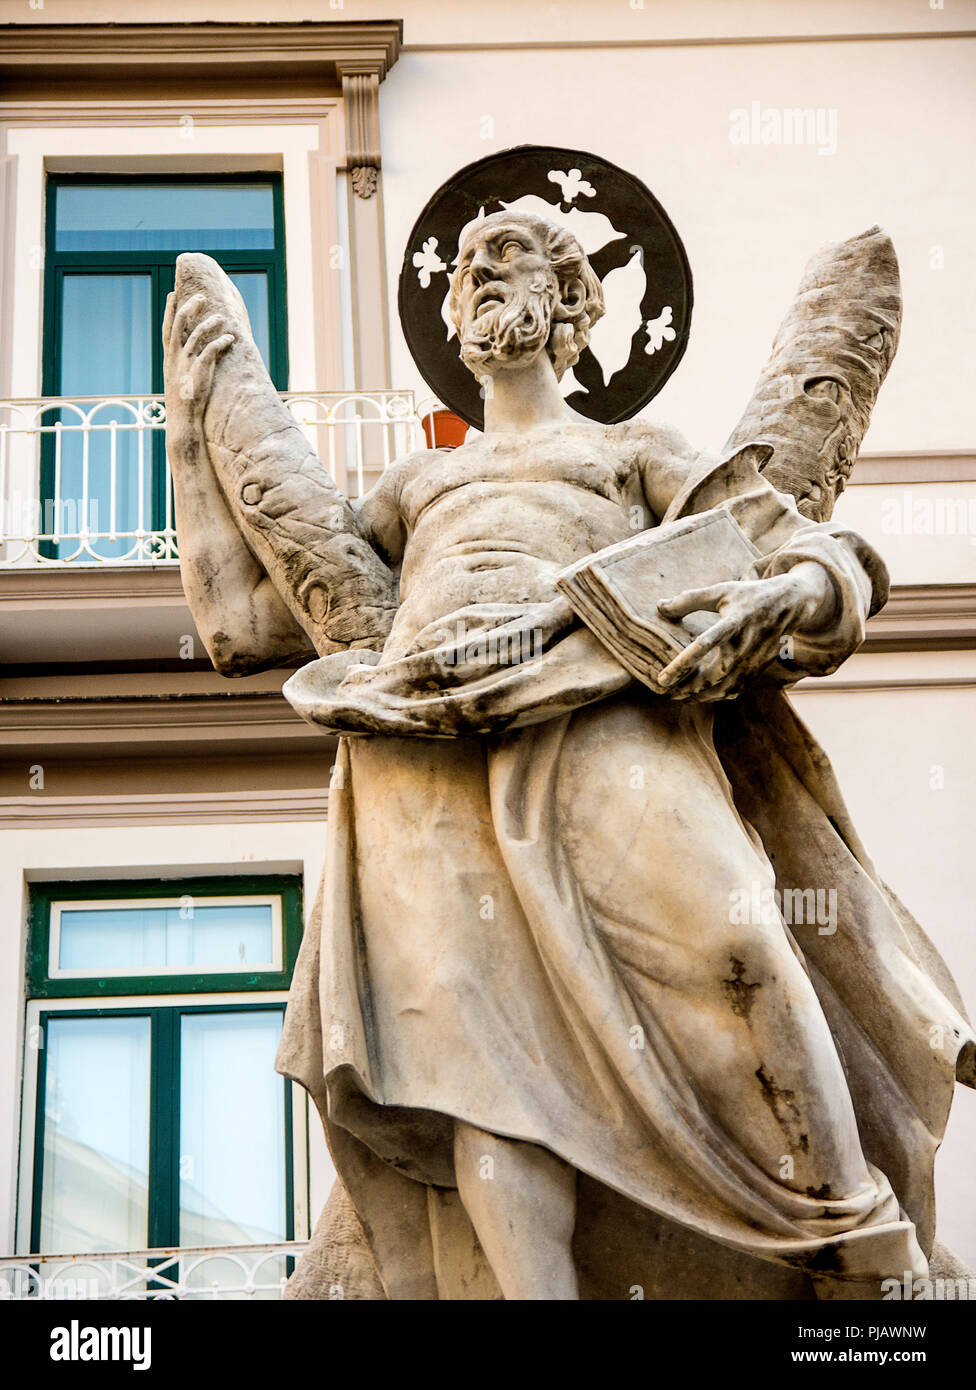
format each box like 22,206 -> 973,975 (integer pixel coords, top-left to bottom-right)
366,445 -> 452,500
603,417 -> 703,478
605,418 -> 702,519
605,416 -> 698,466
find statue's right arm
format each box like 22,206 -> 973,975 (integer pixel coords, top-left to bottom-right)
164,254 -> 400,665
163,293 -> 316,676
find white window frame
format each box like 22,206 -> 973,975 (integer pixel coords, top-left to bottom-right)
0,107 -> 353,518
48,893 -> 284,980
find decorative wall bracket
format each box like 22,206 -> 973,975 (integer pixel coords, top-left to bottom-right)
338,65 -> 383,199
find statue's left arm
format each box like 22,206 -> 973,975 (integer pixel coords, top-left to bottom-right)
630,224 -> 899,701
651,447 -> 887,701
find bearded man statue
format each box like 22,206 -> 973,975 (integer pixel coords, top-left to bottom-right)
164,184 -> 976,1301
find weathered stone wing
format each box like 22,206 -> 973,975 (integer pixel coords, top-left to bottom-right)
170,252 -> 398,655
725,227 -> 901,523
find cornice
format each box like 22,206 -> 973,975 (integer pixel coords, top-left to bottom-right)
0,21 -> 402,79
0,21 -> 401,196
851,452 -> 976,486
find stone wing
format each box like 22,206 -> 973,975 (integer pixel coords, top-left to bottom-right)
168,253 -> 398,655
724,227 -> 901,523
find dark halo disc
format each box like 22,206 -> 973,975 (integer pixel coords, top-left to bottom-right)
398,144 -> 693,432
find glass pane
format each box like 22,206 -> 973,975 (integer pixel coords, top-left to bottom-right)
179,1011 -> 287,1246
59,274 -> 152,397
55,182 -> 275,252
39,1015 -> 151,1254
57,902 -> 276,974
228,271 -> 271,368
53,273 -> 153,561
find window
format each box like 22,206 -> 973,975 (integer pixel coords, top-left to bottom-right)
22,877 -> 303,1260
41,176 -> 288,560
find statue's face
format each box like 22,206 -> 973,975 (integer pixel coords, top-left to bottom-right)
453,218 -> 557,379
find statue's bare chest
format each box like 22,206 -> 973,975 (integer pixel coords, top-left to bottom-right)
398,427 -> 640,530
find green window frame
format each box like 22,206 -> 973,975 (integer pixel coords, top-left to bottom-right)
29,1002 -> 294,1254
27,875 -> 303,999
23,876 -> 304,1257
40,174 -> 289,556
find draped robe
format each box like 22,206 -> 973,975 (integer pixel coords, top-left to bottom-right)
276,445 -> 974,1298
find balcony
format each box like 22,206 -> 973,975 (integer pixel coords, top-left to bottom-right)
0,1240 -> 311,1300
0,391 -> 426,568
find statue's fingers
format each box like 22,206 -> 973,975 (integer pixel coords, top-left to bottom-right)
690,662 -> 750,703
191,334 -> 235,392
173,293 -> 207,346
704,630 -> 751,685
698,631 -> 786,702
657,614 -> 741,690
185,314 -> 235,361
694,679 -> 744,704
669,647 -> 726,698
162,292 -> 177,350
658,584 -> 731,620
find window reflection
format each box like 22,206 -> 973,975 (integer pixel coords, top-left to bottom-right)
40,1015 -> 151,1254
179,1011 -> 286,1245
57,903 -> 276,974
228,272 -> 271,366
55,182 -> 275,252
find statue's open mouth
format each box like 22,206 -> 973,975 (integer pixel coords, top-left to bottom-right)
474,287 -> 506,314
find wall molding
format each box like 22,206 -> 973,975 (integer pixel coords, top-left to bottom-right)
0,788 -> 330,829
0,691 -> 313,742
399,32 -> 976,55
4,573 -> 975,653
851,452 -> 976,486
0,565 -> 185,608
862,583 -> 976,651
795,675 -> 976,694
336,66 -> 381,199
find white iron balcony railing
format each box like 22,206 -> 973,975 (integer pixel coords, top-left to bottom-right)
0,1240 -> 310,1301
0,391 -> 426,568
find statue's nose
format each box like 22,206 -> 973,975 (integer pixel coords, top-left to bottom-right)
469,249 -> 496,286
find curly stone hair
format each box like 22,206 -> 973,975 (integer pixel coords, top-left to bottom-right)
448,210 -> 605,380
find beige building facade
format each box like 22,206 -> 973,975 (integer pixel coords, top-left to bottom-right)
0,2 -> 973,1290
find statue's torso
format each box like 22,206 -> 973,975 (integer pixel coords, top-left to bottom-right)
383,422 -> 651,658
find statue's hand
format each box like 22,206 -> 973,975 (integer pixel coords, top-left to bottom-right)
655,562 -> 835,701
162,291 -> 236,458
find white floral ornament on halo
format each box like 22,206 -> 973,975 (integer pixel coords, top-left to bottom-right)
645,306 -> 677,356
547,168 -> 597,203
412,237 -> 447,289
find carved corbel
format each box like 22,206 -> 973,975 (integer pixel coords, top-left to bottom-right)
339,66 -> 382,199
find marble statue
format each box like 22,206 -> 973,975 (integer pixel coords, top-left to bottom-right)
163,150 -> 975,1300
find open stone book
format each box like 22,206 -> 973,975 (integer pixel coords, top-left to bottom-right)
555,507 -> 762,693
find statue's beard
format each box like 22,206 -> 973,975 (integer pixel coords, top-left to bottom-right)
459,284 -> 553,377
